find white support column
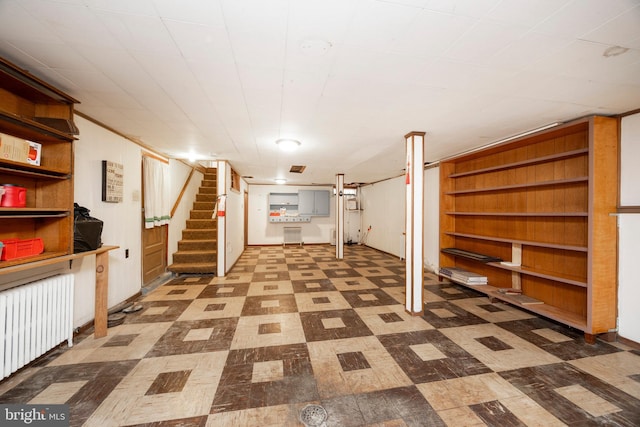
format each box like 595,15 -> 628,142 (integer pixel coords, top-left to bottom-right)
217,161 -> 227,277
336,173 -> 344,259
405,132 -> 425,315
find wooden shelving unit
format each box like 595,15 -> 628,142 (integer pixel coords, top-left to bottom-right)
0,57 -> 79,269
439,116 -> 619,343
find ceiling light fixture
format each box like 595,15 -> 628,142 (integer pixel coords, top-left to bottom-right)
275,178 -> 287,184
276,138 -> 301,152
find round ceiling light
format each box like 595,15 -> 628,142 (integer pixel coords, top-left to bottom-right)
275,178 -> 287,184
276,139 -> 301,151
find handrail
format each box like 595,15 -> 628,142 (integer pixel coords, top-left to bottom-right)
170,167 -> 196,218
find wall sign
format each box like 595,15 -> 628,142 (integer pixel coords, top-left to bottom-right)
102,160 -> 123,203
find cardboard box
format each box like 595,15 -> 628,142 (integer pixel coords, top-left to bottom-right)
0,132 -> 41,166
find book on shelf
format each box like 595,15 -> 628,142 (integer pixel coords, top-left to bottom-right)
441,248 -> 502,263
497,288 -> 522,295
439,267 -> 487,285
510,294 -> 544,305
439,266 -> 468,277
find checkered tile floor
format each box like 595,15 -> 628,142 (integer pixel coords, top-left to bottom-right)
1,245 -> 639,426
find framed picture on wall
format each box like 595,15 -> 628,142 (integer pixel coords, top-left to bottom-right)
102,160 -> 123,203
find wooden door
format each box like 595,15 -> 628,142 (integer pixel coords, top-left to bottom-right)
141,155 -> 168,285
142,223 -> 167,284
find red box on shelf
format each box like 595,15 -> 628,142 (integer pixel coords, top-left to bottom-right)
0,238 -> 44,261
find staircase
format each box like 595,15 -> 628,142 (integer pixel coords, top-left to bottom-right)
168,168 -> 217,274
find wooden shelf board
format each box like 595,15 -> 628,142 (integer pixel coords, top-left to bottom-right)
0,110 -> 76,142
486,262 -> 587,287
446,212 -> 588,217
446,232 -> 588,252
616,206 -> 640,214
0,251 -> 68,270
489,290 -> 587,331
446,176 -> 588,195
0,57 -> 79,104
0,245 -> 119,275
448,148 -> 588,179
441,278 -> 587,331
0,163 -> 70,178
0,208 -> 70,218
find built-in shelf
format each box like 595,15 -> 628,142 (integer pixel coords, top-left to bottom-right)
440,116 -> 618,342
445,211 -> 588,217
269,216 -> 311,223
445,176 -> 588,195
485,262 -> 587,288
0,209 -> 70,218
0,56 -> 78,271
441,280 -> 587,331
0,163 -> 70,178
445,232 -> 588,252
0,110 -> 76,142
448,147 -> 589,179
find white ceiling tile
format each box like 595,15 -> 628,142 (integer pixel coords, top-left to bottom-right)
98,12 -> 180,54
1,0 -> 637,184
288,0 -> 359,44
82,0 -> 157,15
153,0 -> 225,26
5,40 -> 93,70
391,9 -> 476,57
488,31 -> 575,71
487,0 -> 572,27
0,1 -> 62,44
164,20 -> 231,60
71,46 -> 155,93
221,0 -> 288,35
534,0 -> 640,39
422,0 -> 502,18
443,19 -> 530,64
341,0 -> 420,52
20,1 -> 120,49
581,5 -> 640,48
83,88 -> 145,109
229,32 -> 287,67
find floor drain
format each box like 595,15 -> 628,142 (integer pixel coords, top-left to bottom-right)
300,404 -> 327,426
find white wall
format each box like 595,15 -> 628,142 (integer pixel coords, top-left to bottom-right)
618,112 -> 640,343
225,165 -> 247,272
360,177 -> 405,257
72,115 -> 144,326
358,168 -> 440,268
74,118 -> 201,326
247,185 -> 334,245
0,117 -> 196,328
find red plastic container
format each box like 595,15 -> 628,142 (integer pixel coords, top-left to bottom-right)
0,184 -> 27,207
0,238 -> 44,261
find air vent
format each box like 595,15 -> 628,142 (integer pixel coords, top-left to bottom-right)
289,165 -> 306,173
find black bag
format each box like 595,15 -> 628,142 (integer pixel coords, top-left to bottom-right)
73,203 -> 103,253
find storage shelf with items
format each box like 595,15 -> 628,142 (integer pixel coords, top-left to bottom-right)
268,192 -> 298,222
439,116 -> 618,342
0,56 -> 78,269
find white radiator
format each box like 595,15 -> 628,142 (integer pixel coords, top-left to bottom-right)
284,226 -> 302,246
0,274 -> 74,380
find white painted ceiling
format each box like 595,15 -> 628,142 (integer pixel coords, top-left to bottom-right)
1,0 -> 639,186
